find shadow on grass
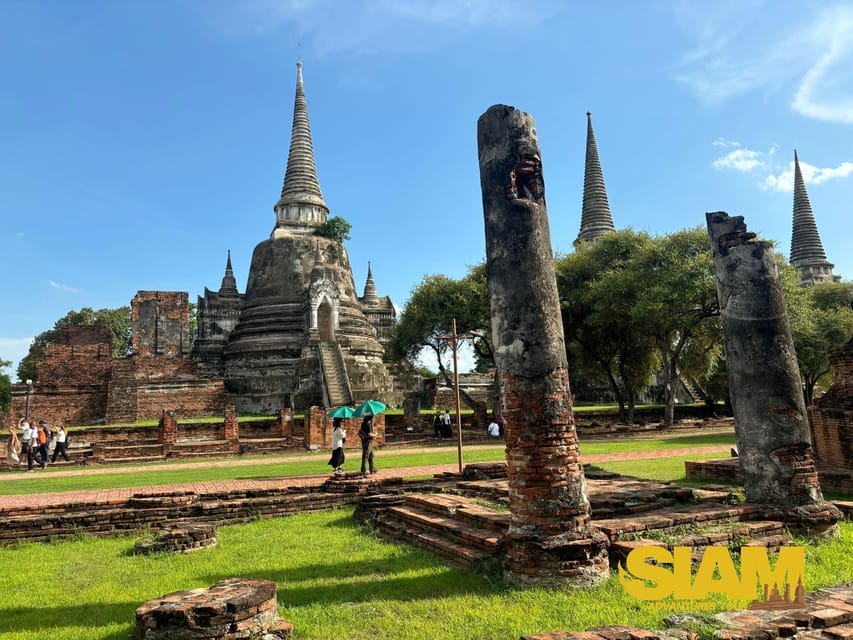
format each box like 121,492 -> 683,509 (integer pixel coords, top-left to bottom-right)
201,558 -> 503,607
0,602 -> 137,637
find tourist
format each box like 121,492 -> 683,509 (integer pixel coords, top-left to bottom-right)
20,418 -> 37,472
495,413 -> 505,437
328,418 -> 346,474
36,420 -> 50,468
487,419 -> 501,438
433,411 -> 442,439
52,423 -> 71,463
6,422 -> 20,465
358,414 -> 377,475
441,410 -> 452,438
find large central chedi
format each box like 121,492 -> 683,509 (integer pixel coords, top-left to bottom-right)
197,62 -> 396,413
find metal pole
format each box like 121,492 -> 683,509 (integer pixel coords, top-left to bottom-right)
25,380 -> 32,422
452,319 -> 464,473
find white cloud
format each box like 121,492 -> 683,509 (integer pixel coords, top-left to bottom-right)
674,4 -> 853,124
759,159 -> 853,192
712,144 -> 777,172
48,280 -> 80,293
712,138 -> 740,148
713,148 -> 765,172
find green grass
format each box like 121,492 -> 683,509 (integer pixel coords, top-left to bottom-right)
592,453 -> 735,484
1,508 -> 851,640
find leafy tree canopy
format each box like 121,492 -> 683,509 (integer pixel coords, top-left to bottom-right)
391,263 -> 491,392
314,216 -> 352,243
783,277 -> 853,404
0,356 -> 11,414
16,307 -> 132,383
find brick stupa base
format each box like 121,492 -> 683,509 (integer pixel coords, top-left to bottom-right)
135,578 -> 292,640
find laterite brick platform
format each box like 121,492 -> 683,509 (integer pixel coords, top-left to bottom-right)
135,578 -> 292,639
134,523 -> 218,555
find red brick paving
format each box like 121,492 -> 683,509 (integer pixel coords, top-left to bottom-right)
0,444 -> 732,511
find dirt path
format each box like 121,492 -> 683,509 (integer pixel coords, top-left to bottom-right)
0,444 -> 732,510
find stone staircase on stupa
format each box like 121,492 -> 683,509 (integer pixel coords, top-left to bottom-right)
318,341 -> 353,407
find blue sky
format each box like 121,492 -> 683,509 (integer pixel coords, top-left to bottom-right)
2,0 -> 852,379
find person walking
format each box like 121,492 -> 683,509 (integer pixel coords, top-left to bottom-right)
6,423 -> 20,465
36,420 -> 50,468
358,414 -> 377,476
20,418 -> 37,472
433,411 -> 442,439
441,409 -> 452,439
328,418 -> 346,474
51,424 -> 71,463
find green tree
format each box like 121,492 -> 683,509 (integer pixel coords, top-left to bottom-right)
785,279 -> 853,404
556,230 -> 659,423
0,357 -> 11,414
16,307 -> 132,382
391,264 -> 491,406
314,216 -> 352,243
627,227 -> 721,427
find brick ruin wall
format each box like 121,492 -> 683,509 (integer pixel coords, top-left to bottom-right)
131,290 -> 190,358
105,356 -> 229,424
10,326 -> 113,427
810,337 -> 853,469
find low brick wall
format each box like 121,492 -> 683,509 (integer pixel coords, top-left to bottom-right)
0,486 -> 359,545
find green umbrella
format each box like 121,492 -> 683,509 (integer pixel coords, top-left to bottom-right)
353,400 -> 387,417
327,406 -> 355,419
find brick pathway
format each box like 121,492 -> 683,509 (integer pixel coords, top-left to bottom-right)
0,444 -> 732,511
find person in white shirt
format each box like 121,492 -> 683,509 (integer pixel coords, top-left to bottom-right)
328,419 -> 346,474
52,424 -> 71,463
487,420 -> 501,438
19,418 -> 37,472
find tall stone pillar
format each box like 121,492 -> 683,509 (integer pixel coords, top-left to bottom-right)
478,104 -> 608,587
706,212 -> 840,535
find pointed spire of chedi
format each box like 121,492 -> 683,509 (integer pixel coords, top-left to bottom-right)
218,250 -> 239,298
362,261 -> 379,307
273,61 -> 329,237
575,111 -> 615,246
790,150 -> 837,285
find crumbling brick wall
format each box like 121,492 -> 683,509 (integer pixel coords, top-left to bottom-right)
132,291 -> 190,358
810,338 -> 853,468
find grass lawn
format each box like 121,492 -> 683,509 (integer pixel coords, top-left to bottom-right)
1,508 -> 851,640
1,443 -> 851,640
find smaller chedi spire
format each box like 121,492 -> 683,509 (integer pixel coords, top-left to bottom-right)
575,111 -> 615,246
790,150 -> 838,285
219,250 -> 239,298
362,261 -> 379,307
272,61 -> 330,237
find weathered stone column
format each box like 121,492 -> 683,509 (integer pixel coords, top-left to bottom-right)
706,212 -> 840,535
478,104 -> 608,587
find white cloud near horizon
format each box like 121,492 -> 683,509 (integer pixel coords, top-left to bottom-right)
48,280 -> 81,293
760,159 -> 853,192
674,3 -> 853,124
